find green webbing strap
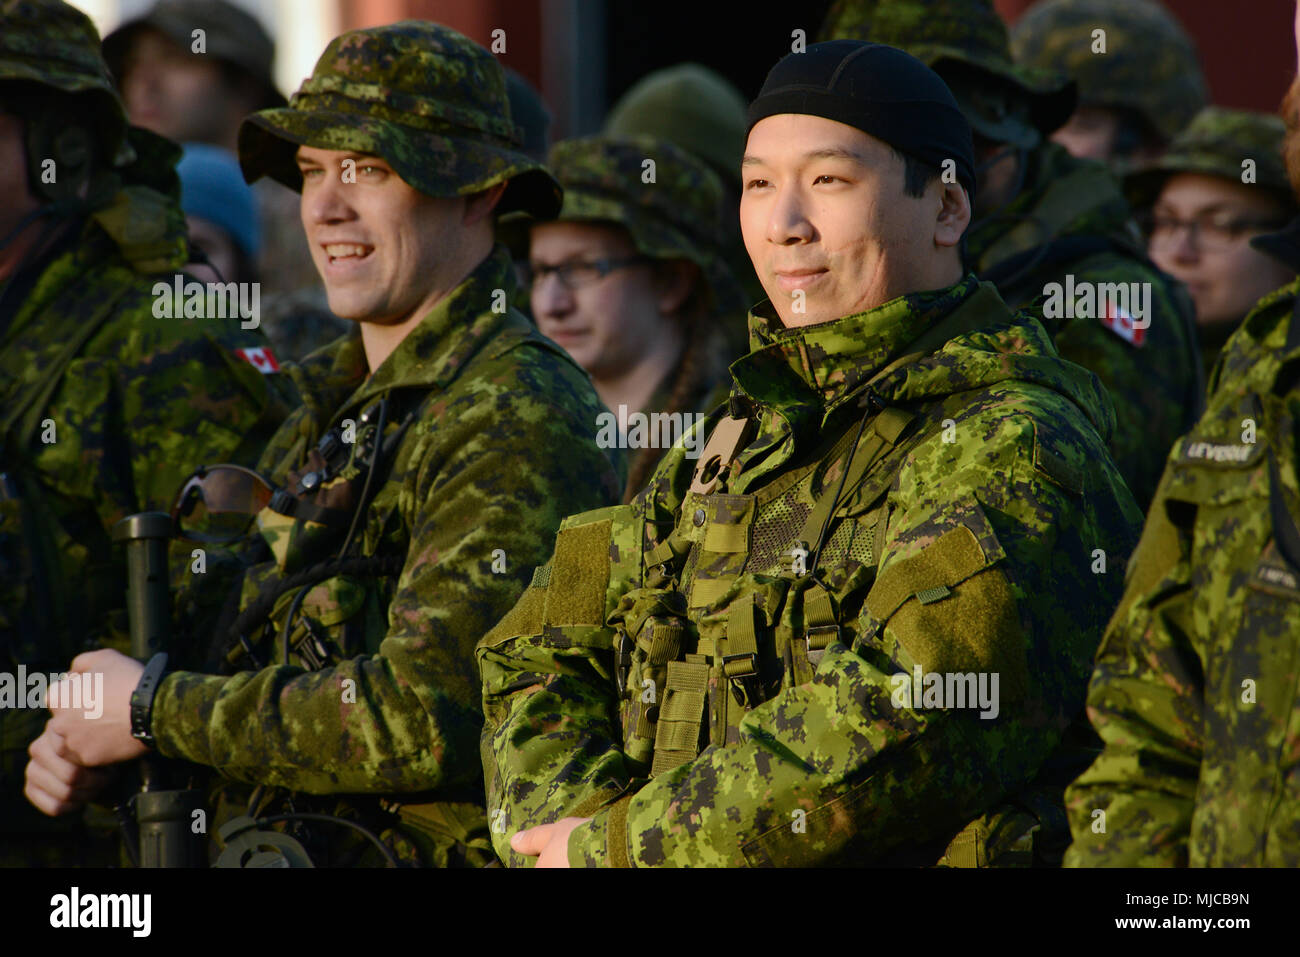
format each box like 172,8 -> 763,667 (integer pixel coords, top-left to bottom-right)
791,583 -> 839,686
796,406 -> 916,549
721,592 -> 758,679
689,576 -> 731,609
649,658 -> 709,777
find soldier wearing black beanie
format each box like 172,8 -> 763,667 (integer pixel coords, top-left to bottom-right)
748,40 -> 976,201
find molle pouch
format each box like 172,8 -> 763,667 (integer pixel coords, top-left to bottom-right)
689,573 -> 792,752
611,587 -> 692,771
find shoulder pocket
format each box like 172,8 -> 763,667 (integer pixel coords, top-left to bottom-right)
863,500 -> 1028,704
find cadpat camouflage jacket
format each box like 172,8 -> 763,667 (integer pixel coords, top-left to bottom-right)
1065,277 -> 1300,867
0,194 -> 295,863
968,142 -> 1203,513
154,246 -> 624,866
480,275 -> 1142,867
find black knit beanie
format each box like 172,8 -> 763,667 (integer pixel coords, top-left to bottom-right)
747,40 -> 976,198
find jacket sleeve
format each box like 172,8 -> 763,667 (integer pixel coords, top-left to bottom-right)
1063,477 -> 1204,867
150,384 -> 622,794
563,412 -> 1137,866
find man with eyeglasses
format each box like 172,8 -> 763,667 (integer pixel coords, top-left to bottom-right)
1064,5 -> 1300,868
25,21 -> 623,868
1128,107 -> 1297,380
523,135 -> 739,500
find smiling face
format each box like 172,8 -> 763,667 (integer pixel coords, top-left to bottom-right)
740,114 -> 969,327
296,145 -> 477,327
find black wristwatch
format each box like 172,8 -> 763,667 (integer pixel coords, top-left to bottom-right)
130,652 -> 169,750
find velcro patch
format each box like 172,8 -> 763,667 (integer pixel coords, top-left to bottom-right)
543,519 -> 612,626
867,524 -> 1028,703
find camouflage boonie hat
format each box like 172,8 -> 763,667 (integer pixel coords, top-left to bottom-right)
1125,107 -> 1293,208
0,0 -> 134,166
535,135 -> 742,313
103,0 -> 286,112
820,0 -> 1076,146
1011,0 -> 1208,145
238,21 -> 561,219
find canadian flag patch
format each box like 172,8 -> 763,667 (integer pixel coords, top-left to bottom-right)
1099,300 -> 1147,347
234,346 -> 281,374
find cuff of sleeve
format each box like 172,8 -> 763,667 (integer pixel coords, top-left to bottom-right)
567,794 -> 635,868
150,670 -> 229,765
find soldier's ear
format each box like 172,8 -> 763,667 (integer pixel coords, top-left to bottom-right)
653,259 -> 698,318
464,181 -> 508,226
934,181 -> 970,249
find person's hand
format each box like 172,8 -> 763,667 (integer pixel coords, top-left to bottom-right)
24,727 -> 118,816
45,649 -> 149,766
510,817 -> 593,868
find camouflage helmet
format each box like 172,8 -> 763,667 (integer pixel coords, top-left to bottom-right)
604,64 -> 748,185
0,0 -> 134,167
1125,107 -> 1294,210
819,0 -> 1076,148
1011,0 -> 1208,145
238,21 -> 561,219
535,134 -> 743,313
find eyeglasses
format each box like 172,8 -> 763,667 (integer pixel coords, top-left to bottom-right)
1146,212 -> 1289,253
523,255 -> 652,291
171,464 -> 277,543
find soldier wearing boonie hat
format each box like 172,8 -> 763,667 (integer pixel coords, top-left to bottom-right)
25,20 -> 622,869
1127,107 -> 1298,377
525,134 -> 739,500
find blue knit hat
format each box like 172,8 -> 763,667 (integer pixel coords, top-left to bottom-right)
176,142 -> 261,259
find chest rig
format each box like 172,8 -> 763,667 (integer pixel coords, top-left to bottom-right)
219,394 -> 415,673
614,391 -> 934,779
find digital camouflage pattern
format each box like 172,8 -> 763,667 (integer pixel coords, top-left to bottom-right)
154,247 -> 625,866
0,0 -> 134,165
1010,0 -> 1208,145
820,0 -> 1075,144
1065,277 -> 1300,867
480,275 -> 1142,867
0,0 -> 297,866
1125,106 -> 1291,208
965,141 -> 1204,512
237,20 -> 560,220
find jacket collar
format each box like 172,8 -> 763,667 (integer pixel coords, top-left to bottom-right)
731,273 -> 984,421
295,245 -> 518,422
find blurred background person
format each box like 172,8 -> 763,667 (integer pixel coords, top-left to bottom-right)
1128,107 -> 1298,379
1011,0 -> 1208,173
521,135 -> 738,500
175,142 -> 259,284
605,62 -> 758,357
103,0 -> 341,360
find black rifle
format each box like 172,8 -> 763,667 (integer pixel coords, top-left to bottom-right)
112,512 -> 205,867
